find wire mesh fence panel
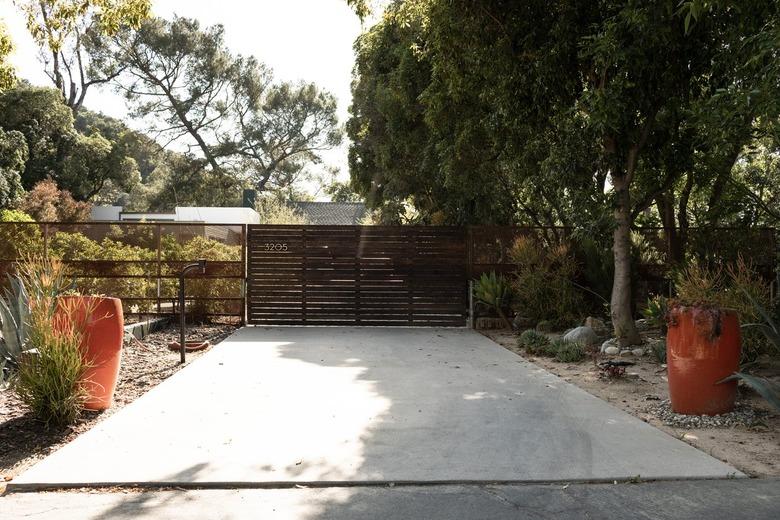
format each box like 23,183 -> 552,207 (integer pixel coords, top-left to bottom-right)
0,221 -> 245,322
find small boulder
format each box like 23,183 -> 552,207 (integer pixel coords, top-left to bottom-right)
632,348 -> 646,357
604,346 -> 620,355
620,349 -> 635,357
563,326 -> 598,346
584,316 -> 608,334
600,338 -> 617,353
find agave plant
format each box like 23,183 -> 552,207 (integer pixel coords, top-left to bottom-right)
473,271 -> 514,329
716,283 -> 780,412
0,275 -> 31,386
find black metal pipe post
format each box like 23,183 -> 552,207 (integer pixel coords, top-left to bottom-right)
179,259 -> 207,364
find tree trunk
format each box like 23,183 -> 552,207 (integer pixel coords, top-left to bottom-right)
656,193 -> 683,263
611,175 -> 642,346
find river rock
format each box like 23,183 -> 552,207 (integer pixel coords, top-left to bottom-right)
604,346 -> 620,355
563,326 -> 598,346
600,338 -> 617,353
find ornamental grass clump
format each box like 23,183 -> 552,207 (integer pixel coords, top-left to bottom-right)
15,297 -> 90,428
8,256 -> 89,428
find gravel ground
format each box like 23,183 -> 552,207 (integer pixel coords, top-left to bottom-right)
650,399 -> 770,429
0,322 -> 237,481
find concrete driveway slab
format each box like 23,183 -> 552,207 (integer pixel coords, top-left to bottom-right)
10,327 -> 741,489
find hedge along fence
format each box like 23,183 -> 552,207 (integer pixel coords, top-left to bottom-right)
0,222 -> 245,322
467,225 -> 778,310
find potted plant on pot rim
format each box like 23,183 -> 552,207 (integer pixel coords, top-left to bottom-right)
16,256 -> 125,411
666,263 -> 741,415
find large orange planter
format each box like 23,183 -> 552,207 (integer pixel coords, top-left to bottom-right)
57,296 -> 124,410
666,306 -> 740,415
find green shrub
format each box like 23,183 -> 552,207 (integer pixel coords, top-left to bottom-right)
674,258 -> 773,363
15,301 -> 88,427
162,235 -> 242,321
642,295 -> 668,332
553,340 -> 585,363
12,258 -> 87,427
518,329 -> 552,355
0,210 -> 43,259
49,232 -> 156,310
649,339 -> 667,364
509,236 -> 583,325
473,271 -> 513,328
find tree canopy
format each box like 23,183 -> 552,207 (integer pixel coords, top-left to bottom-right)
17,0 -> 151,112
89,15 -> 342,205
348,0 -> 780,343
0,21 -> 16,92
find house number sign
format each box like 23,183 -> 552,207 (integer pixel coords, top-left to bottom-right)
264,242 -> 288,251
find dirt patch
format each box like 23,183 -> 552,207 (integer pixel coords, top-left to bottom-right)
0,322 -> 237,482
483,329 -> 780,478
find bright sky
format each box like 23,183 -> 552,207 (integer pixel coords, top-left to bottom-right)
0,0 -> 368,197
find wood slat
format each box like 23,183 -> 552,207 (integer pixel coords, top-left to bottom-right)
247,224 -> 467,327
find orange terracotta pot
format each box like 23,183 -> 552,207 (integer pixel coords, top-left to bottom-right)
57,296 -> 124,410
666,305 -> 740,415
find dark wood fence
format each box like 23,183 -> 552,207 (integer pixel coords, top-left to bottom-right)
0,221 -> 774,326
247,225 -> 468,326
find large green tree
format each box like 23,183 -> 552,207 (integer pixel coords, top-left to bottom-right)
0,85 -> 139,200
0,20 -> 16,92
349,0 -> 780,344
89,16 -> 341,204
16,0 -> 151,112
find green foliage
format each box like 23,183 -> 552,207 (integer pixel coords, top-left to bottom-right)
509,236 -> 583,325
0,85 -> 140,200
719,372 -> 780,412
90,16 -> 341,202
553,340 -> 585,363
14,300 -> 88,427
19,0 -> 152,111
0,276 -> 30,385
1,257 -> 72,385
574,236 -> 613,309
0,21 -> 16,92
649,339 -> 667,364
161,235 -> 242,320
255,197 -> 308,225
674,258 -> 773,362
517,329 -> 552,356
473,272 -> 513,328
349,0 -> 780,344
674,259 -> 770,316
642,295 -> 669,332
49,231 -> 156,307
0,127 -> 27,208
0,211 -> 44,260
5,257 -> 83,426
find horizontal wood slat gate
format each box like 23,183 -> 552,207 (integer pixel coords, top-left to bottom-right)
247,225 -> 468,326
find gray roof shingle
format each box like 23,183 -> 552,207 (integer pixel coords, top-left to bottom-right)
289,201 -> 367,225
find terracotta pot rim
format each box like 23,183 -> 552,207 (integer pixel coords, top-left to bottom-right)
58,295 -> 121,303
668,304 -> 739,315
168,341 -> 211,352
